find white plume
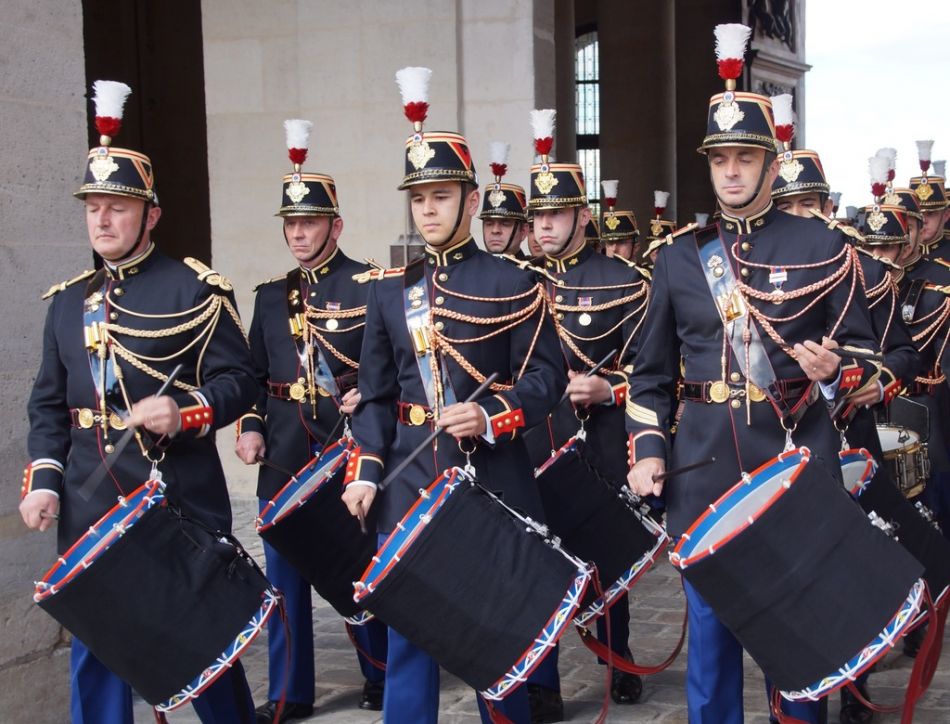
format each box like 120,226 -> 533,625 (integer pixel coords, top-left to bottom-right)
845,205 -> 858,219
934,160 -> 946,177
395,67 -> 433,105
874,147 -> 897,171
488,141 -> 510,166
92,80 -> 132,119
283,119 -> 313,150
868,155 -> 890,185
770,94 -> 794,127
654,190 -> 671,208
695,213 -> 710,226
829,191 -> 842,207
601,179 -> 619,199
530,109 -> 556,140
917,140 -> 934,162
714,24 -> 751,61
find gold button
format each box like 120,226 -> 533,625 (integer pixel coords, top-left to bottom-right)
428,258 -> 434,265
555,295 -> 563,303
741,242 -> 751,252
730,372 -> 741,383
740,268 -> 749,278
730,399 -> 742,409
104,443 -> 115,454
556,313 -> 564,320
128,267 -> 138,275
725,223 -> 735,231
114,287 -> 124,296
109,312 -> 118,321
310,292 -> 316,297
438,273 -> 448,282
435,296 -> 444,305
435,321 -> 444,331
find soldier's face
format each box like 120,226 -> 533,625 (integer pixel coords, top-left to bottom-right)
775,192 -> 827,219
535,207 -> 590,256
897,217 -> 922,265
526,227 -> 543,258
482,218 -> 525,253
84,194 -> 159,261
283,216 -> 341,265
409,182 -> 479,247
875,243 -> 903,263
921,208 -> 949,244
708,147 -> 777,211
604,240 -> 634,261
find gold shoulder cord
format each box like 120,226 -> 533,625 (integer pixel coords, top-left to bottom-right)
304,302 -> 367,371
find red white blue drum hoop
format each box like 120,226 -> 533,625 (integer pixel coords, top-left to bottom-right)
838,448 -> 877,498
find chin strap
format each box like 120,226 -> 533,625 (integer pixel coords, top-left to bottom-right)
550,208 -> 581,257
283,217 -> 335,265
505,222 -> 524,254
109,201 -> 153,266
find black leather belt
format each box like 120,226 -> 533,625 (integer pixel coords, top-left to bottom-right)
70,407 -> 127,430
681,378 -> 811,405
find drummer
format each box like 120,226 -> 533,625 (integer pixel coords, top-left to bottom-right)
478,140 -> 529,258
233,119 -> 388,722
340,66 -> 565,724
625,24 -> 880,723
19,80 -> 259,723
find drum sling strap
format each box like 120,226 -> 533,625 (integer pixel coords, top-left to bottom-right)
902,278 -> 926,324
83,269 -> 129,432
403,259 -> 456,415
285,269 -> 341,406
694,226 -> 814,432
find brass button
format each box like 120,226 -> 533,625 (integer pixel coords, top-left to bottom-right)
114,287 -> 124,296
109,312 -> 119,321
730,372 -> 741,383
555,295 -> 563,303
310,292 -> 316,297
435,321 -> 444,331
128,267 -> 139,275
741,242 -> 751,252
730,399 -> 742,409
725,223 -> 735,231
427,257 -> 434,265
740,268 -> 749,278
556,313 -> 564,320
435,296 -> 444,305
104,443 -> 115,454
438,273 -> 449,282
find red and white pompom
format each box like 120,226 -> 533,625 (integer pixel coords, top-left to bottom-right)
531,109 -> 556,158
91,80 -> 132,144
489,141 -> 510,180
395,66 -> 433,131
284,119 -> 313,168
916,139 -> 934,173
654,190 -> 670,218
770,94 -> 795,146
714,24 -> 751,81
601,180 -> 619,211
868,155 -> 891,199
875,147 -> 897,182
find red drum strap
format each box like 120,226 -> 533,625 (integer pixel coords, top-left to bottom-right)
345,621 -> 387,672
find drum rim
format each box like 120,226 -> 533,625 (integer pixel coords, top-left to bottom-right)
877,424 -> 922,455
838,447 -> 877,497
256,437 -> 352,532
671,447 -> 811,569
534,436 -> 579,478
33,479 -> 164,602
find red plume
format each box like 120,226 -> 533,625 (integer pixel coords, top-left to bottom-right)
717,58 -> 744,81
775,125 -> 794,144
534,137 -> 553,156
95,117 -> 122,138
654,206 -> 666,218
871,182 -> 887,198
288,148 -> 308,165
403,101 -> 429,125
490,163 -> 507,178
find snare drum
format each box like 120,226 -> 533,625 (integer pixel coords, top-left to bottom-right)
35,480 -> 278,711
534,435 -> 669,625
354,467 -> 591,700
671,447 -> 924,700
877,424 -> 930,499
257,436 -> 376,621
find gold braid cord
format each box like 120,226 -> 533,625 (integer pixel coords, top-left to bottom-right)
908,293 -> 950,385
430,282 -> 548,391
304,302 -> 366,370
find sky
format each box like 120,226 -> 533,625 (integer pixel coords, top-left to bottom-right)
806,2 -> 950,212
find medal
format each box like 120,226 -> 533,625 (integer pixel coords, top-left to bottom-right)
578,312 -> 592,327
325,318 -> 339,330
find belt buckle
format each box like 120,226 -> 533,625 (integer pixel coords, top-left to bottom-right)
289,379 -> 307,401
109,412 -> 127,430
77,408 -> 95,429
708,381 -> 730,404
408,404 -> 428,426
747,383 -> 766,403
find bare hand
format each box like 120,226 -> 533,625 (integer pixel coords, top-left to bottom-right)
792,336 -> 840,383
235,432 -> 265,464
19,491 -> 60,532
437,402 -> 487,439
342,484 -> 376,519
848,383 -> 883,408
566,370 -> 613,406
627,457 -> 665,497
340,388 -> 361,416
127,395 -> 181,436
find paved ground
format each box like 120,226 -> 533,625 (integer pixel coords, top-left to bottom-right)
137,491 -> 950,723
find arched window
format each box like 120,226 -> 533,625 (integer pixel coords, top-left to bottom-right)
575,27 -> 600,215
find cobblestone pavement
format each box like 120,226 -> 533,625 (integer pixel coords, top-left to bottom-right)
137,493 -> 950,723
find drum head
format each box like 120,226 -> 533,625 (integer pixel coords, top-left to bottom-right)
839,448 -> 877,497
877,425 -> 920,455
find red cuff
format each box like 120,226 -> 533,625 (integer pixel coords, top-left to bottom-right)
180,404 -> 213,432
839,363 -> 863,391
490,408 -> 525,437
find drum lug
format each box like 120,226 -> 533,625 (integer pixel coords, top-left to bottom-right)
867,511 -> 898,538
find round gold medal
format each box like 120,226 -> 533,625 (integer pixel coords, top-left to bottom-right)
578,312 -> 592,327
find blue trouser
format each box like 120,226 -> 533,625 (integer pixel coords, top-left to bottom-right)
596,592 -> 632,661
70,637 -> 255,723
261,516 -> 387,703
683,579 -> 826,724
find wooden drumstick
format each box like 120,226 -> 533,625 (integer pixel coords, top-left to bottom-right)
39,511 -> 59,521
559,348 -> 617,404
255,454 -> 298,481
830,348 -> 885,363
652,456 -> 717,483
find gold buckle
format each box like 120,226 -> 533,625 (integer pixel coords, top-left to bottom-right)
708,381 -> 730,404
747,383 -> 766,403
408,404 -> 428,426
77,408 -> 95,429
109,412 -> 127,430
289,379 -> 307,401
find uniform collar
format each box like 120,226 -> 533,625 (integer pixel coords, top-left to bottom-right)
424,237 -> 478,267
719,202 -> 777,235
544,242 -> 593,274
300,247 -> 344,283
105,242 -> 157,280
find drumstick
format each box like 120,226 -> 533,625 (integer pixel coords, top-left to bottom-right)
379,372 -> 499,489
39,511 -> 59,521
559,348 -> 618,404
255,455 -> 299,481
831,348 -> 885,363
78,364 -> 184,501
355,502 -> 368,535
652,456 -> 716,483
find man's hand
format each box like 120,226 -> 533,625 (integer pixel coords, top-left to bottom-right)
19,491 -> 60,532
342,484 -> 376,519
340,389 -> 361,416
235,431 -> 265,464
128,395 -> 181,436
793,336 -> 840,383
437,402 -> 487,440
627,457 -> 665,497
848,383 -> 883,408
566,370 -> 613,406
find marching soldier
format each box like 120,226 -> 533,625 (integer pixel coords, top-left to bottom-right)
478,141 -> 529,257
599,181 -> 639,265
234,120 -> 387,722
340,67 -> 565,724
625,26 -> 881,723
20,81 -> 259,723
912,143 -> 950,264
637,190 -> 678,273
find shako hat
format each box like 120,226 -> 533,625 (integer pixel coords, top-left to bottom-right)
277,119 -> 340,217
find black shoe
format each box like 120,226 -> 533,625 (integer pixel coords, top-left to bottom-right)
903,624 -> 926,659
359,680 -> 384,711
254,700 -> 314,724
527,684 -> 564,724
610,670 -> 643,705
839,684 -> 873,724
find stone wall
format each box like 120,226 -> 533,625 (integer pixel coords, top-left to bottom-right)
0,2 -> 88,721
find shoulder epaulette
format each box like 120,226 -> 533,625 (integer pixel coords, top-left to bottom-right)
809,209 -> 866,244
253,274 -> 285,292
935,258 -> 950,271
42,269 -> 95,300
855,245 -> 900,270
499,254 -> 560,284
364,257 -> 385,270
924,283 -> 950,295
666,222 -> 699,245
183,256 -> 233,291
634,264 -> 653,281
352,266 -> 406,284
